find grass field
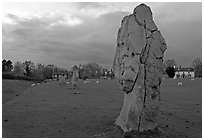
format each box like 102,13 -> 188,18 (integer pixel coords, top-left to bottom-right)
159,78 -> 202,137
2,80 -> 34,104
2,78 -> 202,138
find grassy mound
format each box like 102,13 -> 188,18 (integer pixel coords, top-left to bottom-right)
2,72 -> 42,81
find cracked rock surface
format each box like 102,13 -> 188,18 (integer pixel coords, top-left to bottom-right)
113,3 -> 167,132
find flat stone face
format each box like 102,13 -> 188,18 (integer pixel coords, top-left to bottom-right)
126,15 -> 146,53
113,3 -> 167,132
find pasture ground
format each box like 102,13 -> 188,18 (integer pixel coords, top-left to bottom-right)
2,78 -> 202,138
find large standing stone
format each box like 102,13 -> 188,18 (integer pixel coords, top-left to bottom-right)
113,3 -> 167,132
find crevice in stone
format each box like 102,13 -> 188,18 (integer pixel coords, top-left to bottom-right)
134,14 -> 143,26
151,29 -> 157,33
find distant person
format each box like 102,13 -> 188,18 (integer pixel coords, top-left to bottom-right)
71,66 -> 80,94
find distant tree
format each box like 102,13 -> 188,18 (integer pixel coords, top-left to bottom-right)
2,59 -> 13,72
165,67 -> 175,78
13,61 -> 24,75
47,64 -> 55,71
7,60 -> 13,71
23,60 -> 35,76
30,63 -> 55,79
32,63 -> 45,79
163,59 -> 177,69
46,64 -> 55,78
107,69 -> 115,79
192,57 -> 202,77
2,59 -> 7,72
42,66 -> 53,79
101,68 -> 109,76
71,65 -> 78,71
80,62 -> 102,79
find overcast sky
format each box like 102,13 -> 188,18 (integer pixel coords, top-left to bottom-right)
2,2 -> 202,69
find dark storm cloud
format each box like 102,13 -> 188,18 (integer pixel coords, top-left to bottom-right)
11,28 -> 30,38
2,3 -> 202,68
6,13 -> 20,21
163,19 -> 202,67
3,10 -> 129,68
152,3 -> 202,66
57,11 -> 129,65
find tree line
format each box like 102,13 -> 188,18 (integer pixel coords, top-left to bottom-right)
2,60 -> 114,81
4,57 -> 200,81
2,60 -> 68,80
78,62 -> 114,80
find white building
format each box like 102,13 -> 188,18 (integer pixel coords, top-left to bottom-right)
174,67 -> 194,78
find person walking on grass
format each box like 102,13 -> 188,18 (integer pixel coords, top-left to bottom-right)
71,65 -> 80,94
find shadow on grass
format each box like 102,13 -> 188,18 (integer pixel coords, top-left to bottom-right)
102,119 -> 172,138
